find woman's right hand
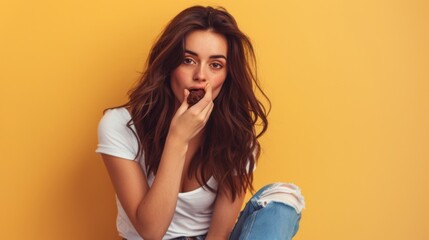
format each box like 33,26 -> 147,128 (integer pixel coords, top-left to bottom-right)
168,83 -> 214,142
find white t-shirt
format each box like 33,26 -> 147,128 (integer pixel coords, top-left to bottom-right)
96,107 -> 218,240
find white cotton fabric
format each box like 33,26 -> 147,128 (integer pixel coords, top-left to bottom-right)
96,107 -> 218,240
257,183 -> 306,214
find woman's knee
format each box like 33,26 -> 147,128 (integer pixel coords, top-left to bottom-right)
255,182 -> 306,214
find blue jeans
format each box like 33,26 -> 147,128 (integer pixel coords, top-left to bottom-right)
229,183 -> 302,240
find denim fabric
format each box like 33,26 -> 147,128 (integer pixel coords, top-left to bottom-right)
229,184 -> 302,240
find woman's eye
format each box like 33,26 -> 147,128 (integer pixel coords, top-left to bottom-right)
211,63 -> 223,69
183,58 -> 195,64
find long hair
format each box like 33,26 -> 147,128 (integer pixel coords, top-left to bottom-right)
117,6 -> 270,200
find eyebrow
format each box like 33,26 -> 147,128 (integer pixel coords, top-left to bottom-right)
185,50 -> 227,60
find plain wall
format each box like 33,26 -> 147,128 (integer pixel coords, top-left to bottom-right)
1,0 -> 428,239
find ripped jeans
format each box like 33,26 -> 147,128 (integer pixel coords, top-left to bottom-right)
229,183 -> 305,240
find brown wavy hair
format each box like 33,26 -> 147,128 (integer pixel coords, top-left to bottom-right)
116,6 -> 270,200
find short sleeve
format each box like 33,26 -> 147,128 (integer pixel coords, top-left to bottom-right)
95,108 -> 139,160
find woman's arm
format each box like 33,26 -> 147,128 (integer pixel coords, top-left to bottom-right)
206,182 -> 246,240
103,84 -> 214,239
101,134 -> 188,239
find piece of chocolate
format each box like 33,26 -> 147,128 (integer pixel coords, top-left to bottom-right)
187,89 -> 205,106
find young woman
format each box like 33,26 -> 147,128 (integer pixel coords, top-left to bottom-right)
96,5 -> 305,240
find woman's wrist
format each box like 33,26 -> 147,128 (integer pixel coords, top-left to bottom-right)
165,133 -> 189,154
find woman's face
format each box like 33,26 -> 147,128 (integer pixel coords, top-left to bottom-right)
170,30 -> 228,104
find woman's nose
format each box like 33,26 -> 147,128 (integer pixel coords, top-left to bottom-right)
193,65 -> 207,82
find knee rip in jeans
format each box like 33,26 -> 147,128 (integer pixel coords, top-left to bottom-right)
257,183 -> 306,214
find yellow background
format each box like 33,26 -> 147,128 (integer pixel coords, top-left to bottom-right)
1,0 -> 428,239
